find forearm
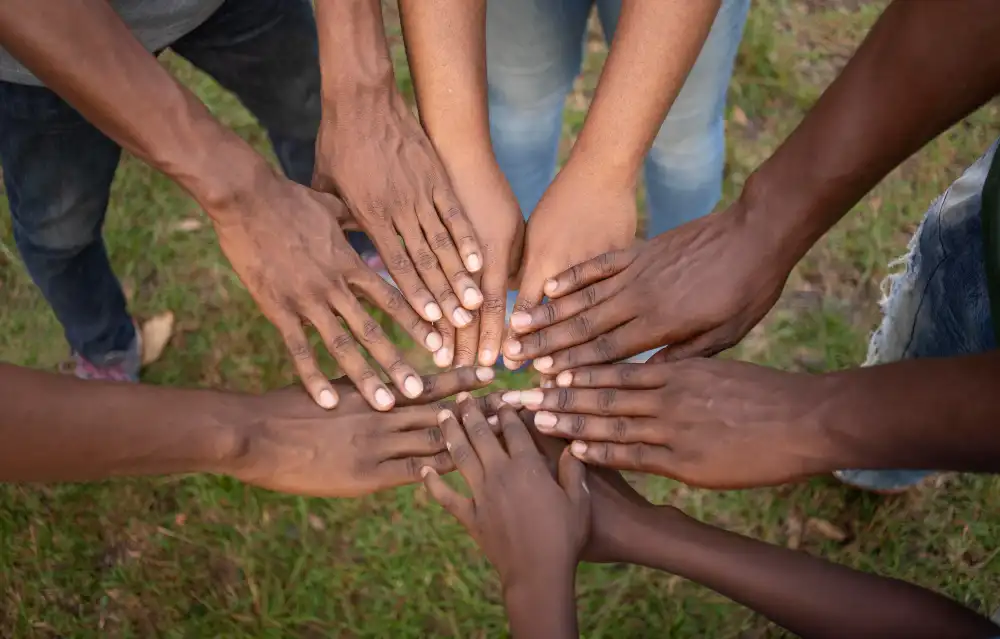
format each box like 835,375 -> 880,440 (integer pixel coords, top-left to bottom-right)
623,508 -> 997,639
0,364 -> 247,483
743,0 -> 1000,264
315,0 -> 403,125
566,0 -> 720,188
816,352 -> 1000,474
503,571 -> 579,639
0,0 -> 266,215
399,0 -> 493,170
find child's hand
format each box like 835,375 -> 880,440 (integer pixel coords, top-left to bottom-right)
422,397 -> 590,587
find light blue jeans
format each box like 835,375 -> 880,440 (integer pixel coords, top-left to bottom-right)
486,0 -> 750,234
836,139 -> 999,491
487,0 -> 751,341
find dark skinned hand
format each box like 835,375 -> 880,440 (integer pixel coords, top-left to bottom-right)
231,366 -> 495,497
211,168 -> 443,411
500,360 -> 838,489
503,203 -> 793,374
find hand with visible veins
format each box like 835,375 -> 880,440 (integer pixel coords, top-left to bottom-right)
499,360 -> 839,489
422,398 -> 587,639
503,202 -> 790,374
503,169 -> 638,370
212,172 -> 444,411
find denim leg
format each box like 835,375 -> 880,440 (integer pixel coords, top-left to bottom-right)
0,82 -> 134,362
169,0 -> 376,255
486,0 -> 593,219
837,140 -> 999,492
597,0 -> 749,237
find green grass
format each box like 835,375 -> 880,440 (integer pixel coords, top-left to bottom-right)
3,1 -> 1000,636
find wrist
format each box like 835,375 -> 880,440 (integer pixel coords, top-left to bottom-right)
503,563 -> 578,637
560,147 -> 640,194
186,391 -> 257,476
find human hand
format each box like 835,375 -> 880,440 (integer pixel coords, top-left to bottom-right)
314,92 -> 485,330
209,168 -> 445,411
445,160 -> 525,367
504,202 -> 794,373
504,168 -> 638,370
422,397 -> 590,588
229,366 -> 495,497
501,360 -> 838,489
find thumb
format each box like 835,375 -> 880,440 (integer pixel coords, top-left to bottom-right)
557,448 -> 589,508
422,467 -> 475,529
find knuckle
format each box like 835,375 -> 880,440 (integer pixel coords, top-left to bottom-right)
433,450 -> 451,468
389,252 -> 415,274
619,365 -> 635,385
415,249 -> 438,272
583,286 -> 598,307
594,335 -> 618,361
599,443 -> 614,464
481,295 -> 505,316
361,318 -> 383,343
541,304 -> 558,325
629,443 -> 646,467
569,314 -> 593,340
611,417 -> 628,442
570,414 -> 586,436
405,456 -> 422,478
330,333 -> 354,353
597,389 -> 617,413
568,264 -> 583,286
429,231 -> 455,251
598,252 -> 616,276
470,420 -> 491,439
452,444 -> 473,465
426,428 -> 444,446
287,340 -> 311,361
556,389 -> 573,411
441,205 -> 463,221
384,288 -> 406,312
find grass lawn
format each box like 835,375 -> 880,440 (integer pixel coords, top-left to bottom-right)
3,1 -> 1000,637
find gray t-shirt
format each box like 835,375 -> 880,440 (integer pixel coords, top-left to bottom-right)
0,0 -> 226,86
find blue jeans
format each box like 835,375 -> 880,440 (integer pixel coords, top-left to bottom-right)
837,139 -> 999,491
486,0 -> 750,235
0,0 -> 372,363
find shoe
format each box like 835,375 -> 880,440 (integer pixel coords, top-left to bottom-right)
73,330 -> 142,383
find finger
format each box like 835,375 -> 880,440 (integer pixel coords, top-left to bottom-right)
541,247 -> 638,299
437,407 -> 484,488
433,319 -> 456,368
274,312 -> 338,410
397,217 -> 472,329
508,276 -> 623,335
393,366 -> 495,407
378,426 -> 449,458
421,466 -> 476,527
306,304 -> 395,411
370,224 -> 443,323
418,206 -> 483,311
454,319 -> 481,368
536,321 -> 647,373
568,440 -> 674,475
523,419 -> 566,476
554,364 -> 668,390
557,448 -> 589,505
432,184 -> 482,275
502,274 -> 545,370
457,392 -> 507,467
352,270 -> 442,353
500,387 -> 660,417
650,327 -> 738,363
533,413 -> 666,445
476,246 -> 510,367
497,403 -> 538,458
507,303 -> 632,363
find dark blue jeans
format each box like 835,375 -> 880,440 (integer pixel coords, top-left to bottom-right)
0,0 -> 372,362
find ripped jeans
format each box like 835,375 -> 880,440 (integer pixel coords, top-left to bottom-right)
836,139 -> 999,491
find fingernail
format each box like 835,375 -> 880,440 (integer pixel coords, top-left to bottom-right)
475,367 -> 494,382
425,303 -> 443,322
479,349 -> 496,366
533,356 -> 554,372
487,415 -> 498,426
434,348 -> 452,368
519,390 -> 544,406
318,389 -> 337,409
543,279 -> 558,295
506,340 -> 522,356
501,391 -> 521,406
556,371 -> 573,387
503,356 -> 522,371
453,308 -> 473,326
467,253 -> 482,272
571,441 -> 588,457
375,388 -> 394,408
425,332 -> 443,351
462,288 -> 482,308
437,409 -> 454,422
420,465 -> 434,478
535,411 -> 558,429
510,312 -> 531,330
404,375 -> 424,398
456,391 -> 471,403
